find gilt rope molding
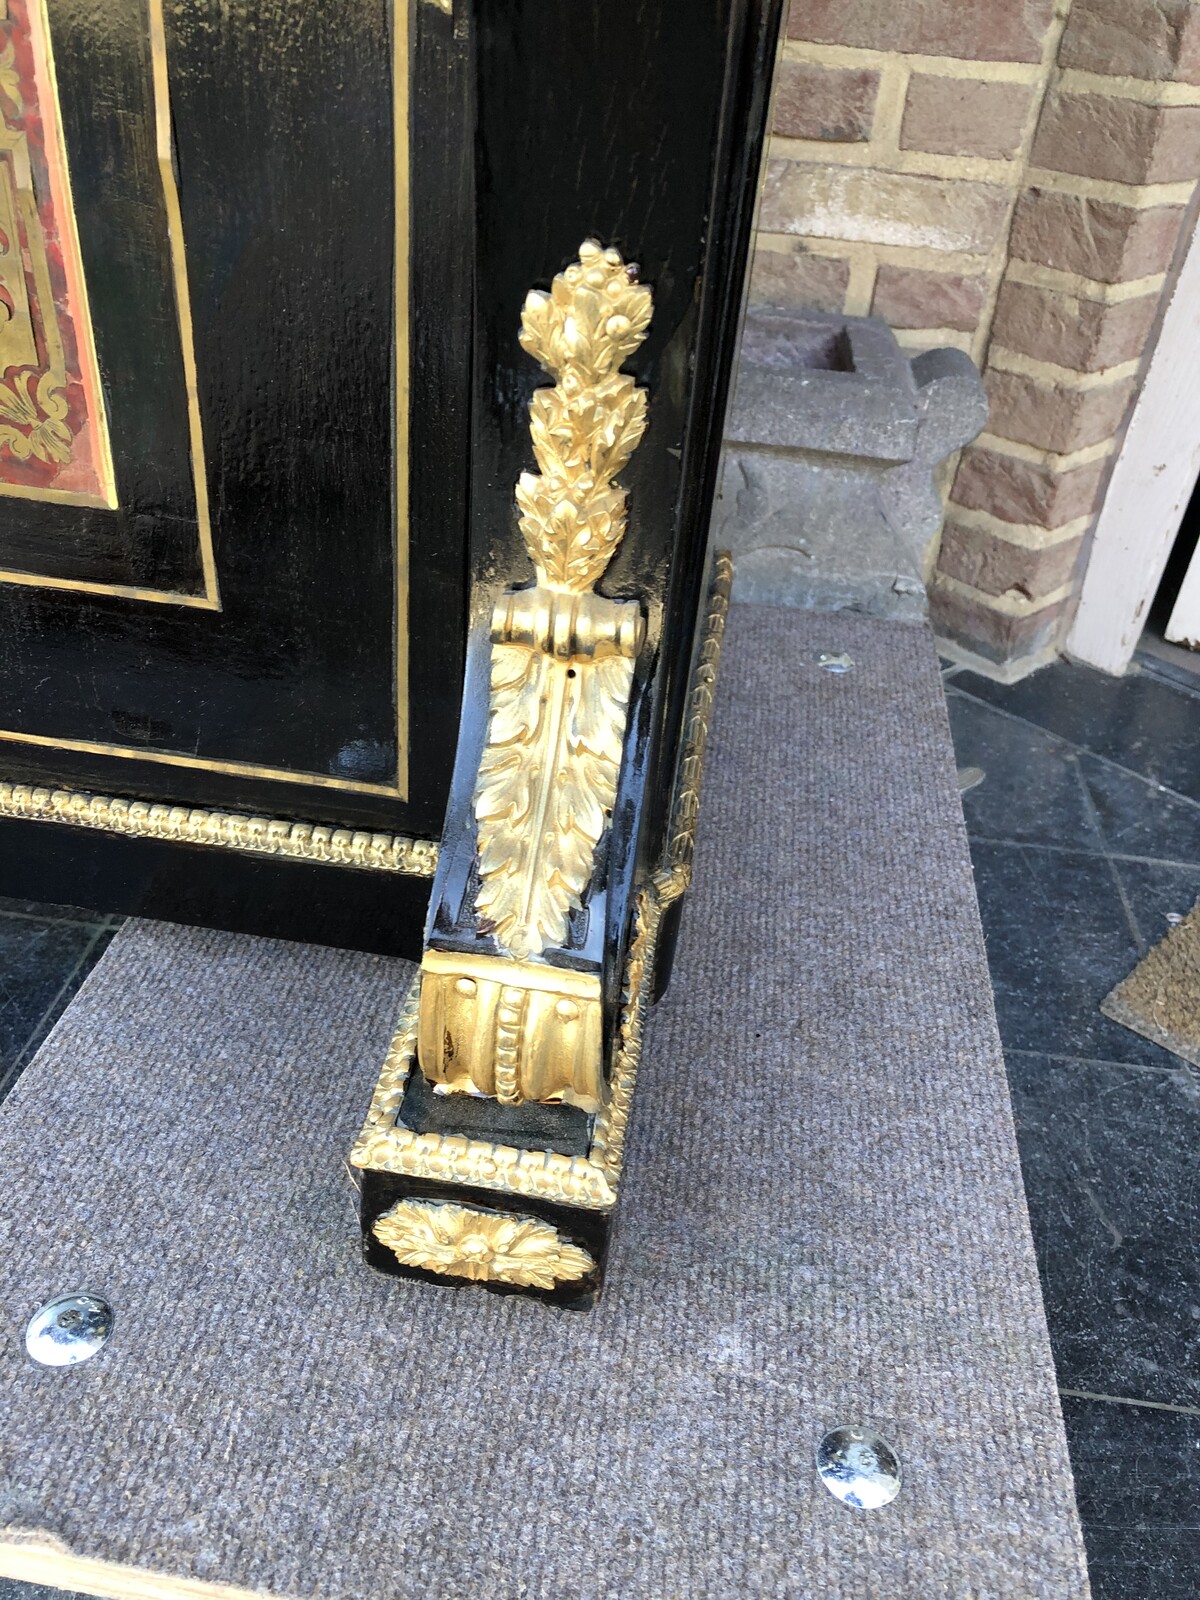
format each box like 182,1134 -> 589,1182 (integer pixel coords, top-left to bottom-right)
0,781 -> 438,875
352,551 -> 733,1214
418,241 -> 654,1110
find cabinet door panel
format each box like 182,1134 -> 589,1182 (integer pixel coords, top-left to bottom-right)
0,0 -> 468,842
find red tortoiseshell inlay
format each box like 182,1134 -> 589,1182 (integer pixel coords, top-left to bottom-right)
0,0 -> 113,506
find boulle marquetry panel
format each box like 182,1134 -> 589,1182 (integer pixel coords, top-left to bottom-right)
0,0 -> 113,514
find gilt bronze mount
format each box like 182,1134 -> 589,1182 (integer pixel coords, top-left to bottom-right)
352,245 -> 734,1306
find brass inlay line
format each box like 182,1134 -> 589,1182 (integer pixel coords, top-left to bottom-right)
0,565 -> 218,602
393,0 -> 410,799
0,779 -> 437,874
352,552 -> 735,1209
0,725 -> 406,796
147,0 -> 218,606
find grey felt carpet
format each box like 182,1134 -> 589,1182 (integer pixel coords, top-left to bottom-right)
0,606 -> 1090,1599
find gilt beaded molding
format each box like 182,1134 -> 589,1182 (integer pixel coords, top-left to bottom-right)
0,781 -> 438,876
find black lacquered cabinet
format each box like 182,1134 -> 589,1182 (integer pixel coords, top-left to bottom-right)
0,0 -> 782,1303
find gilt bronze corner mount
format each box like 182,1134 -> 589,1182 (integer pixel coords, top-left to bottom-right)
418,240 -> 653,1110
353,540 -> 735,1303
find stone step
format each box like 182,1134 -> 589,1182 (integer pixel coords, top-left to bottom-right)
0,604 -> 1090,1600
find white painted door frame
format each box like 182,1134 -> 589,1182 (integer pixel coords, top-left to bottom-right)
1165,540 -> 1200,646
1066,209 -> 1200,674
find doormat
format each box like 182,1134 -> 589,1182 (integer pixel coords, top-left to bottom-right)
1102,899 -> 1200,1067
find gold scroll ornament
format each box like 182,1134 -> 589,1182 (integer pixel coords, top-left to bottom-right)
418,241 -> 652,1110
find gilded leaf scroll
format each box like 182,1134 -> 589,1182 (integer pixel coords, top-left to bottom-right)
473,241 -> 652,962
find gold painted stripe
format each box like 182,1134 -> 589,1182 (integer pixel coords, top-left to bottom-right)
0,725 -> 405,795
148,0 -> 219,606
393,0 -> 410,798
0,564 -> 221,605
0,779 -> 437,874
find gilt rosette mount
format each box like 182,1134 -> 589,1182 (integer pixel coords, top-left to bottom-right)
353,243 -> 734,1307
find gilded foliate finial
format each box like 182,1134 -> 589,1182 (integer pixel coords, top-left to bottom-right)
418,243 -> 653,1111
515,240 -> 652,593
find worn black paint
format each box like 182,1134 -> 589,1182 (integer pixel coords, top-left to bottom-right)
399,1066 -> 592,1157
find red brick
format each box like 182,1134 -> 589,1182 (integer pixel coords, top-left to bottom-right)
991,280 -> 1160,371
901,76 -> 1033,160
929,578 -> 1069,666
785,0 -> 1056,63
748,247 -> 850,312
761,160 -> 1012,253
936,519 -> 1085,600
952,445 -> 1108,527
1031,92 -> 1200,185
871,263 -> 988,331
772,61 -> 879,142
1059,0 -> 1200,86
1010,188 -> 1185,282
983,367 -> 1137,452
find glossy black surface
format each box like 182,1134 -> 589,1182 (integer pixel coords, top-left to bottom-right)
949,654 -> 1200,1596
0,818 -> 433,958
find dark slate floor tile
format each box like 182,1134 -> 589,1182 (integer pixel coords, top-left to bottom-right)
1061,1395 -> 1200,1600
947,690 -> 1101,848
0,1585 -> 80,1600
2,923 -> 118,1096
1078,755 -> 1200,866
1111,858 -> 1200,955
1009,1053 -> 1200,1407
0,894 -> 111,924
969,840 -> 1182,1068
955,660 -> 1200,803
0,914 -> 111,1085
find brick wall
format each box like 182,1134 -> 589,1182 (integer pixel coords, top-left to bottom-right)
751,0 -> 1200,673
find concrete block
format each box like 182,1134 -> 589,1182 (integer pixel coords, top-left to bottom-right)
716,310 -> 988,617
